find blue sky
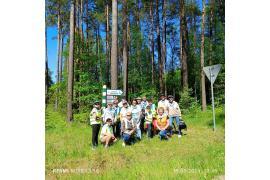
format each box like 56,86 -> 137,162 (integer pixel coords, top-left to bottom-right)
47,26 -> 58,83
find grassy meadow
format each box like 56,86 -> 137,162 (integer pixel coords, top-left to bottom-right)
45,105 -> 225,180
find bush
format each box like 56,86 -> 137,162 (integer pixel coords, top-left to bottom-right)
74,113 -> 89,124
179,88 -> 198,114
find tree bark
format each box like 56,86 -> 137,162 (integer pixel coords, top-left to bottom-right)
59,33 -> 63,82
135,0 -> 142,82
209,0 -> 214,65
179,0 -> 188,89
55,6 -> 61,110
156,0 -> 163,94
122,0 -> 128,99
79,0 -> 84,41
162,0 -> 167,96
200,0 -> 207,111
67,0 -> 75,122
111,0 -> 118,89
150,1 -> 155,85
106,2 -> 110,86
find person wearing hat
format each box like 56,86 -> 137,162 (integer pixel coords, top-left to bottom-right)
118,98 -> 129,108
89,101 -> 102,149
100,116 -> 117,148
136,97 -> 142,107
120,100 -> 129,121
158,94 -> 169,115
141,96 -> 149,110
144,105 -> 153,138
167,95 -> 182,138
121,111 -> 136,147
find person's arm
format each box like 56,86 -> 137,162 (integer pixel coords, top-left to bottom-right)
155,120 -> 162,131
89,109 -> 97,123
121,120 -> 126,133
176,102 -> 182,117
164,118 -> 170,130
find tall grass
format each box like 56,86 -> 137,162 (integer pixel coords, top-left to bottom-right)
46,105 -> 225,179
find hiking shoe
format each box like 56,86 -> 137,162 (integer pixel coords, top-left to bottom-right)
178,134 -> 182,138
122,142 -> 126,147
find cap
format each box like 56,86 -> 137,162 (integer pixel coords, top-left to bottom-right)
105,116 -> 113,122
94,101 -> 100,105
136,97 -> 142,100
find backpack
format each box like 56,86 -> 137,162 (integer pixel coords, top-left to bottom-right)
179,120 -> 187,130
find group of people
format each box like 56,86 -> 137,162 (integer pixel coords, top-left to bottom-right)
89,94 -> 186,149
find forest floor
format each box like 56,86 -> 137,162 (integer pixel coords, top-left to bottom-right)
45,105 -> 225,180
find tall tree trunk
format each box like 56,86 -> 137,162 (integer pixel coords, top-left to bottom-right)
193,1 -> 197,101
67,0 -> 75,122
156,0 -> 163,94
209,0 -> 214,65
162,0 -> 167,96
200,0 -> 206,111
85,0 -> 89,41
135,0 -> 142,83
97,23 -> 102,82
111,0 -> 118,89
59,33 -> 63,82
179,0 -> 188,89
75,0 -> 79,33
55,6 -> 61,110
122,0 -> 128,99
218,0 -> 225,24
79,0 -> 84,41
150,1 -> 155,85
106,2 -> 110,86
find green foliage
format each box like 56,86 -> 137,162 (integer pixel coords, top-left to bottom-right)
74,113 -> 89,124
179,88 -> 199,114
45,105 -> 67,130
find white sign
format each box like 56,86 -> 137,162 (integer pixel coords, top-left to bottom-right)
107,96 -> 115,100
107,89 -> 123,96
203,64 -> 222,131
203,64 -> 221,84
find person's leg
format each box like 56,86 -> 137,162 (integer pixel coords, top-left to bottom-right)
159,130 -> 168,140
175,116 -> 182,135
92,124 -> 98,147
105,134 -> 113,147
169,116 -> 174,135
95,124 -> 101,146
92,125 -> 96,146
116,121 -> 120,138
122,133 -> 131,144
147,124 -> 152,138
136,128 -> 142,140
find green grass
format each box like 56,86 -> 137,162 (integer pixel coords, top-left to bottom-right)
46,105 -> 225,180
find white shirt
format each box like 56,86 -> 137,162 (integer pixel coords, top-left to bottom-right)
158,99 -> 169,115
103,108 -> 115,123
